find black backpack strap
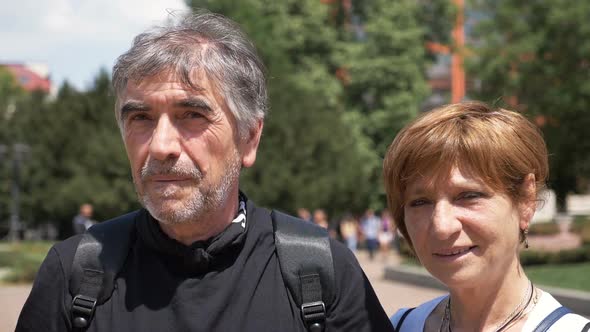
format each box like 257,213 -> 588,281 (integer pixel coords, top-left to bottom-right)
395,307 -> 415,332
582,322 -> 590,332
271,210 -> 335,332
533,306 -> 572,332
69,210 -> 139,330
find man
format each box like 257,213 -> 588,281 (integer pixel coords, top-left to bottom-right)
16,11 -> 393,332
71,203 -> 95,235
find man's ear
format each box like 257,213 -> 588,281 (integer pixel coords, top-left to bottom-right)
241,120 -> 264,168
519,173 -> 537,230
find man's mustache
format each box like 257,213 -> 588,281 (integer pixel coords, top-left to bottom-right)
140,159 -> 203,180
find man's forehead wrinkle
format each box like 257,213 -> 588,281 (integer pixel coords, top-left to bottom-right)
127,73 -> 207,95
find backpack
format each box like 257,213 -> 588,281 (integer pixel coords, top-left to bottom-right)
395,304 -> 590,332
69,209 -> 334,332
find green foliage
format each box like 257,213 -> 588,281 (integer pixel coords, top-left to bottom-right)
1,2 -> 450,232
572,215 -> 590,230
570,217 -> 590,245
528,222 -> 560,236
0,241 -> 53,284
468,0 -> 590,208
188,0 -> 439,213
4,71 -> 137,237
340,0 -> 429,156
519,246 -> 590,266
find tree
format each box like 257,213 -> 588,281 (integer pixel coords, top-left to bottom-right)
187,0 -> 379,215
14,71 -> 137,237
185,0 -> 450,213
0,67 -> 27,230
468,0 -> 590,209
338,0 -> 442,208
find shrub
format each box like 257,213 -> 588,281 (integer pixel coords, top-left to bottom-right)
528,222 -> 560,236
3,255 -> 43,283
520,250 -> 552,266
520,246 -> 590,266
580,226 -> 590,245
0,241 -> 53,284
573,215 -> 590,225
571,217 -> 590,244
548,247 -> 589,264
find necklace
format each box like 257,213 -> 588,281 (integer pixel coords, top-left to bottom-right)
439,280 -> 537,332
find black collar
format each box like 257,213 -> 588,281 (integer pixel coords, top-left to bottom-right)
136,193 -> 248,273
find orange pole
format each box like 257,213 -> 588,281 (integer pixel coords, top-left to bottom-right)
451,0 -> 466,102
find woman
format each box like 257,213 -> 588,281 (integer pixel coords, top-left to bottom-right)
383,102 -> 590,331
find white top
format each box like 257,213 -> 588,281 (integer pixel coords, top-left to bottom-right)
391,290 -> 589,331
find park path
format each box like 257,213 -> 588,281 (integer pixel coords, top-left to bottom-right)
0,250 -> 444,332
0,284 -> 31,332
528,217 -> 582,251
354,250 -> 446,316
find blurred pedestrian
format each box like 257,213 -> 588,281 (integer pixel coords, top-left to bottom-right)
361,209 -> 380,260
296,207 -> 312,222
71,203 -> 95,235
378,210 -> 394,262
340,213 -> 358,252
313,208 -> 330,230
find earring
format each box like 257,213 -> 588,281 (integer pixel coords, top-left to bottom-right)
522,228 -> 529,249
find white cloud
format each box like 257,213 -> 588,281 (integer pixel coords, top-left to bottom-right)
0,0 -> 188,90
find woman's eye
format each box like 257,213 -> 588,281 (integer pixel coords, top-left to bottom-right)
459,192 -> 484,200
409,199 -> 429,207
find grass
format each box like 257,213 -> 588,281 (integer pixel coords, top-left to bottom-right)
0,241 -> 54,284
400,258 -> 590,292
525,262 -> 590,292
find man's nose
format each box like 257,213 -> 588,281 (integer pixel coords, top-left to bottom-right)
149,115 -> 181,160
431,201 -> 462,240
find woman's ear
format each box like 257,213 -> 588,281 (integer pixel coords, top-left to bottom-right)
519,173 -> 537,230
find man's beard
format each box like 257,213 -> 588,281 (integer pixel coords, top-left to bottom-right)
135,151 -> 241,225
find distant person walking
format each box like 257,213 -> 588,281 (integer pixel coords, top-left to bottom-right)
378,210 -> 394,262
361,209 -> 380,260
340,214 -> 359,252
313,208 -> 329,229
71,203 -> 95,235
296,207 -> 312,222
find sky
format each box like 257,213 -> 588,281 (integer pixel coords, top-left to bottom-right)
0,0 -> 189,91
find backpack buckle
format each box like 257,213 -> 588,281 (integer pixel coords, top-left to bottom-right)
71,295 -> 97,328
301,301 -> 326,332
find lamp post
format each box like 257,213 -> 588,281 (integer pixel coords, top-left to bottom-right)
4,143 -> 30,241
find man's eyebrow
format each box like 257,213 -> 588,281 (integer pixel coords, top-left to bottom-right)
175,98 -> 213,112
120,101 -> 150,118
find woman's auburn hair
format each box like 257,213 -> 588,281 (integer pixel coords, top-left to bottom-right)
382,101 -> 549,248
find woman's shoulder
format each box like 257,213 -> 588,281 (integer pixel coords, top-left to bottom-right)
524,289 -> 590,331
390,295 -> 447,331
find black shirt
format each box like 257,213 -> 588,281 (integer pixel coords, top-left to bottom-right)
16,198 -> 394,331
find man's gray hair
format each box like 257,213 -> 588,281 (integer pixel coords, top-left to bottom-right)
112,10 -> 267,137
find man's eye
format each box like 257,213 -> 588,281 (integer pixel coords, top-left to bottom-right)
130,113 -> 150,121
183,111 -> 204,119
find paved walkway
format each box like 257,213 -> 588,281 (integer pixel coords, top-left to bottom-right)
0,284 -> 31,332
528,219 -> 582,251
354,250 -> 446,316
0,250 -> 444,331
